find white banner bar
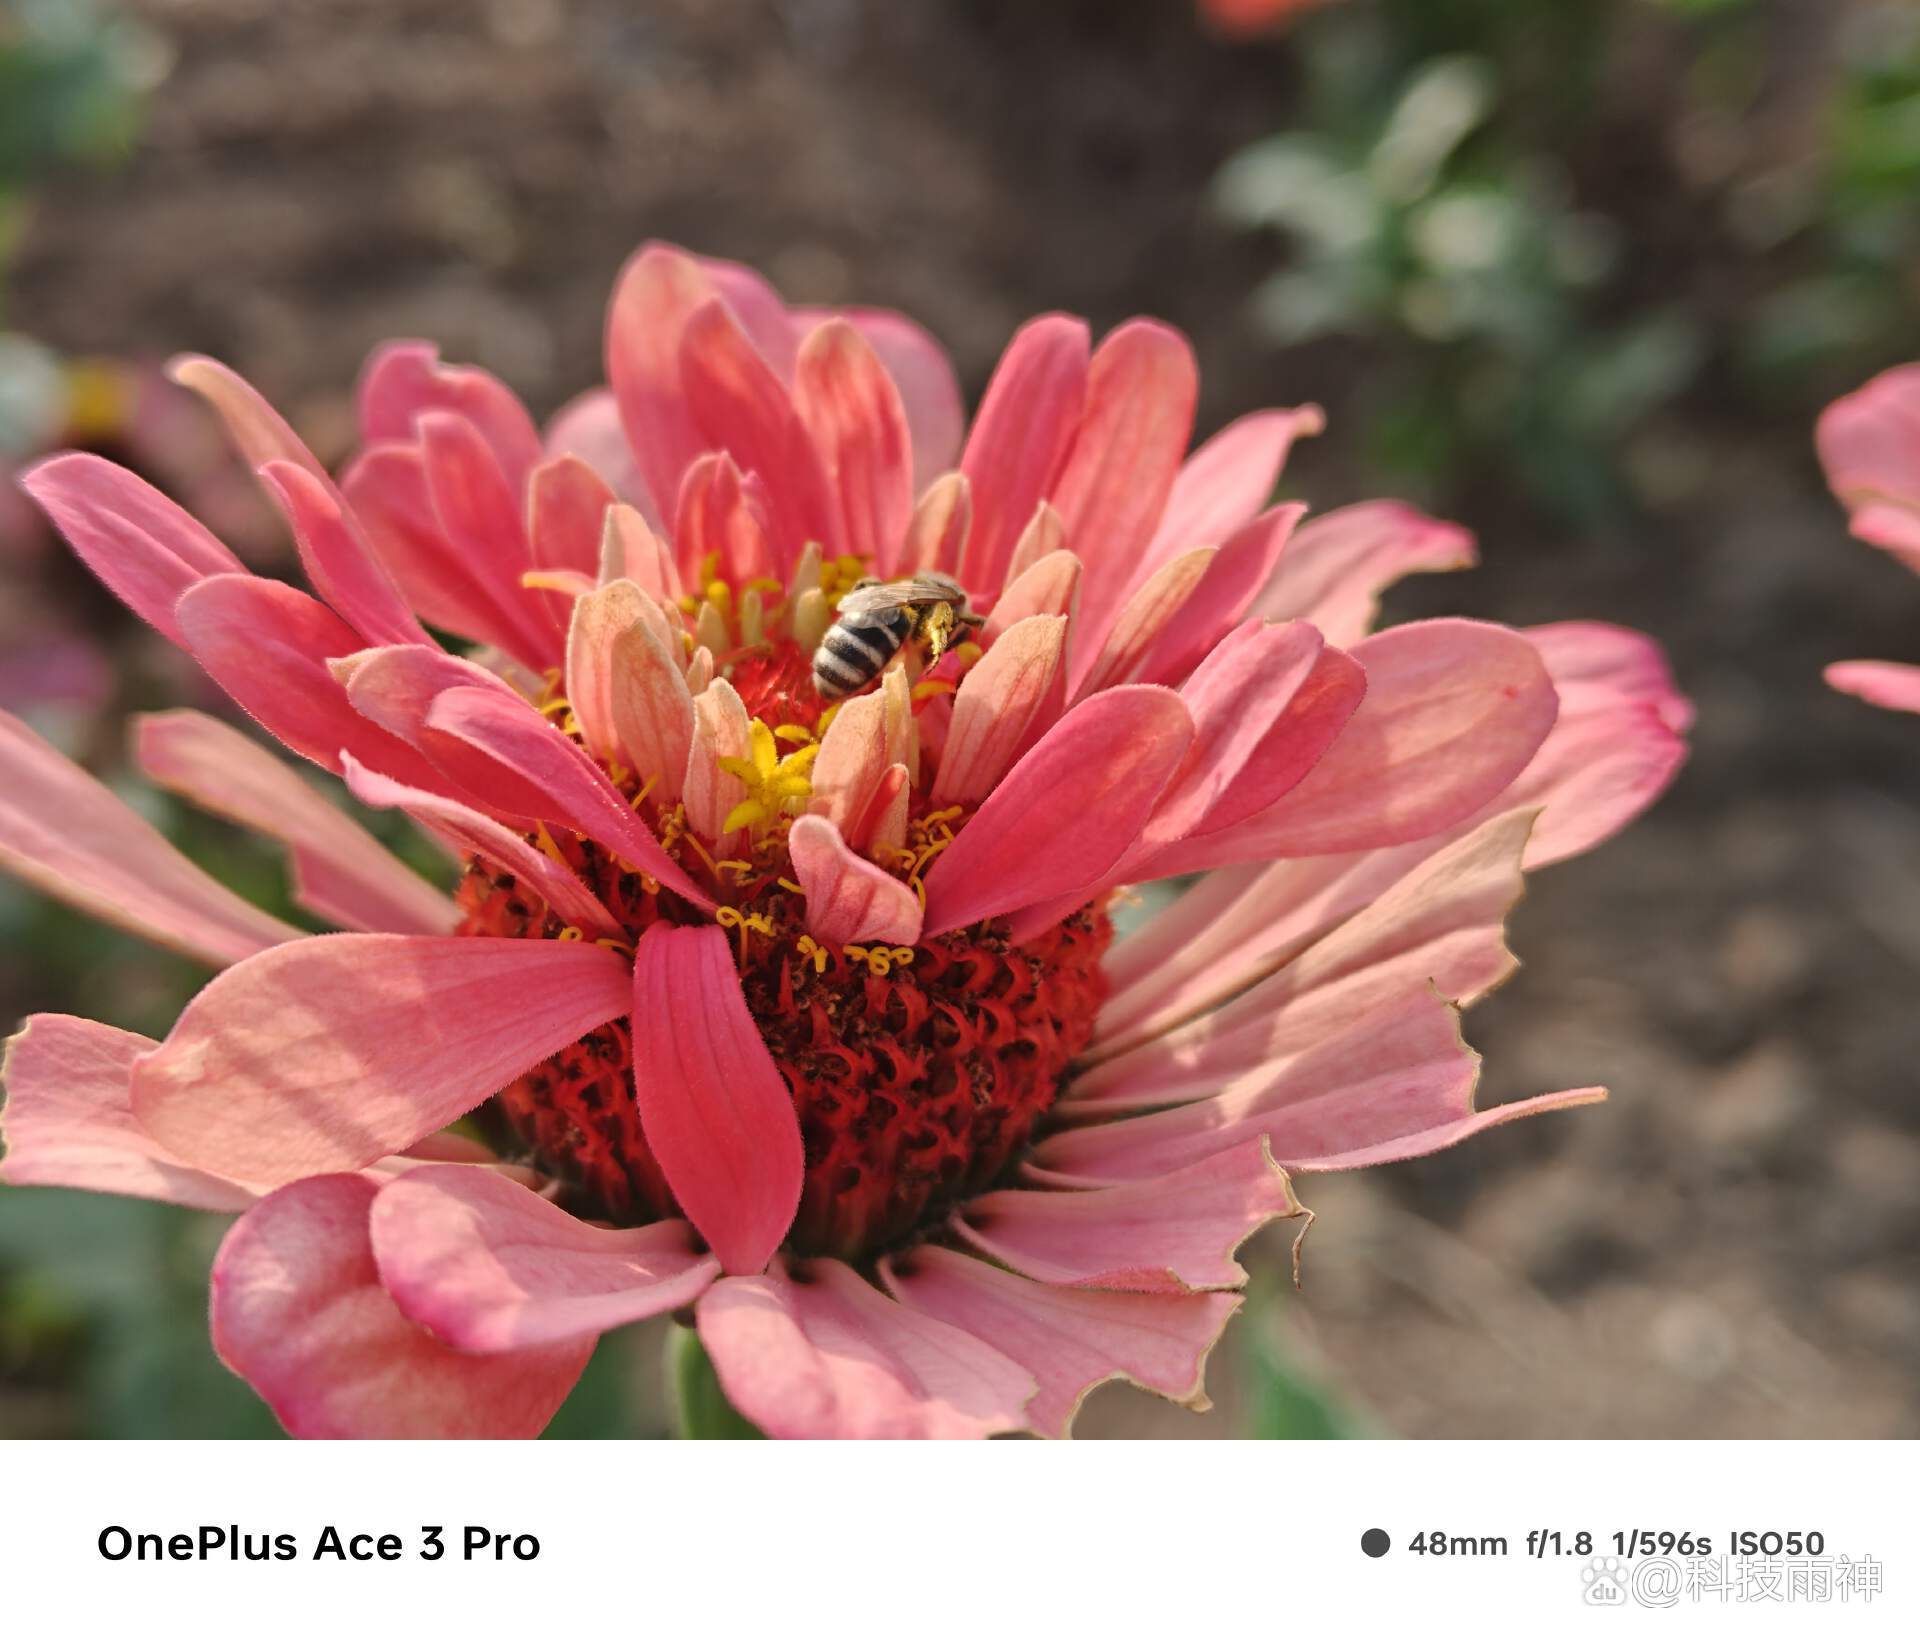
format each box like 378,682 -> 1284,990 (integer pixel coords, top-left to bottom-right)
0,1440 -> 1912,1643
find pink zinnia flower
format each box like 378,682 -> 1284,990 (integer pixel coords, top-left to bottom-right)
0,243 -> 1689,1438
1817,364 -> 1920,714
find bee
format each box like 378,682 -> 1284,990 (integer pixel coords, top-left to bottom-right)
812,571 -> 983,701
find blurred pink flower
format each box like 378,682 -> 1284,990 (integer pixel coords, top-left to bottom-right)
0,355 -> 282,726
0,244 -> 1688,1438
1817,364 -> 1920,713
1196,0 -> 1333,39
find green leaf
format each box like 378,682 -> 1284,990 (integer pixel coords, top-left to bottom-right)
1243,1318 -> 1373,1440
666,1323 -> 764,1439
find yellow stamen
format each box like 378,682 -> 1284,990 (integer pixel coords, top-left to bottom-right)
534,822 -> 571,868
716,904 -> 775,966
716,719 -> 819,839
723,799 -> 771,834
520,568 -> 593,596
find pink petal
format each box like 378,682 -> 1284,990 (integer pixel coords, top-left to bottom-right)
1143,405 -> 1323,566
794,318 -> 914,570
136,710 -> 457,936
606,604 -> 697,804
1252,500 -> 1477,645
988,526 -> 1076,634
1139,503 -> 1305,687
855,763 -> 911,858
795,306 -> 966,491
543,387 -> 654,515
1101,853 -> 1406,1057
788,814 -> 923,947
369,1165 -> 718,1351
897,472 -> 972,577
1099,856 -> 1264,1002
340,754 -> 622,938
168,354 -> 330,480
958,315 -> 1090,595
1006,502 -> 1075,593
1054,320 -> 1200,638
674,452 -> 776,587
339,642 -> 522,750
682,676 -> 753,856
1125,625 -> 1367,879
0,1014 -> 261,1211
416,411 -> 557,668
1816,362 -> 1920,509
132,934 -> 632,1187
1526,621 -> 1693,733
696,1258 -> 1034,1439
0,708 -> 299,967
356,340 -> 544,492
341,443 -> 549,660
529,454 -> 618,579
424,684 -> 713,909
255,459 -> 428,648
882,1245 -> 1239,1439
919,685 -> 1194,936
956,1137 -> 1299,1292
1212,618 -> 1555,859
630,923 -> 803,1276
1501,622 -> 1690,866
1127,620 -> 1340,846
606,243 -> 722,511
1103,619 -> 1688,1024
212,1174 -> 592,1438
565,579 -> 652,762
806,688 -> 890,836
1827,659 -> 1920,713
680,298 -> 834,567
602,500 -> 682,599
1072,546 -> 1217,698
173,578 -> 451,790
335,644 -> 533,816
930,615 -> 1069,807
694,251 -> 803,377
1080,808 -> 1534,1101
19,453 -> 245,647
1844,498 -> 1920,575
1043,989 -> 1532,1180
1287,1084 -> 1607,1172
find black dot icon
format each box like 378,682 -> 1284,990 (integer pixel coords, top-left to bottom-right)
1361,1528 -> 1391,1558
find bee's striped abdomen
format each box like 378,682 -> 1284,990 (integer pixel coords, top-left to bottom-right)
813,607 -> 912,699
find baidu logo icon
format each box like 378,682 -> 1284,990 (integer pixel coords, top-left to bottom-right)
1581,1558 -> 1631,1605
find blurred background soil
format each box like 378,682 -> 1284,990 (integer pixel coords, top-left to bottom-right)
2,0 -> 1918,1437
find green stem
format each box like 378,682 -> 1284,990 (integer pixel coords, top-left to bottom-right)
666,1323 -> 765,1439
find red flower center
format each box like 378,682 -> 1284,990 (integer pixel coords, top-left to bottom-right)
456,635 -> 1113,1260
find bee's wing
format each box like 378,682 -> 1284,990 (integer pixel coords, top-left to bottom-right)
835,578 -> 956,616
